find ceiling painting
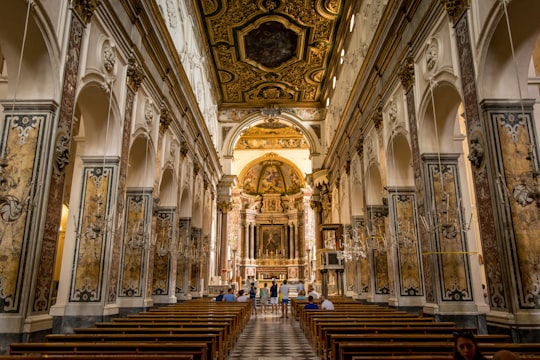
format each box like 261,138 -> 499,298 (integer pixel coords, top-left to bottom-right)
240,154 -> 305,195
193,0 -> 354,109
234,119 -> 309,150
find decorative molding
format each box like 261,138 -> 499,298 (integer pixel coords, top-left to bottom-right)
399,54 -> 415,90
441,0 -> 470,24
127,54 -> 145,91
72,0 -> 101,25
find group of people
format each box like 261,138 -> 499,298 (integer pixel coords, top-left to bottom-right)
453,331 -> 520,360
215,279 -> 332,318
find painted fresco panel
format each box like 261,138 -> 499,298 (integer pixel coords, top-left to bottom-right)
368,211 -> 389,294
0,114 -> 43,312
70,163 -> 116,302
152,209 -> 173,295
119,191 -> 151,297
494,112 -> 540,308
391,192 -> 423,296
425,159 -> 472,301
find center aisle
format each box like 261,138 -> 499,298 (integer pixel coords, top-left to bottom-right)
227,310 -> 319,360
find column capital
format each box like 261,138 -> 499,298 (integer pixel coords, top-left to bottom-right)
127,54 -> 145,91
72,0 -> 101,25
310,200 -> 322,213
217,201 -> 232,214
441,0 -> 470,24
399,54 -> 415,90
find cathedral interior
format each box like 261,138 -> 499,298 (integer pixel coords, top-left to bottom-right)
1,0 -> 540,350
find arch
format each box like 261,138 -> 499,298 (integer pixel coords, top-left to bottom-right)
126,135 -> 156,188
158,167 -> 177,207
223,111 -> 321,157
479,1 -> 540,99
350,154 -> 365,215
386,130 -> 413,187
76,82 -> 122,156
237,153 -> 305,195
417,80 -> 462,154
365,164 -> 383,206
0,1 -> 58,101
179,187 -> 192,218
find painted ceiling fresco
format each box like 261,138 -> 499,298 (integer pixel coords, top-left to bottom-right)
240,156 -> 305,195
234,120 -> 309,150
193,0 -> 354,109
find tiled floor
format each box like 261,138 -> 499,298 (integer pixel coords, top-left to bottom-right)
227,307 -> 320,360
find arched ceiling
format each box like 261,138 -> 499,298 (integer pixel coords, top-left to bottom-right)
192,0 -> 355,109
239,154 -> 306,195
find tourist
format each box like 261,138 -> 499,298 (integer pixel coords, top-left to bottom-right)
296,289 -> 307,300
270,280 -> 279,315
236,289 -> 247,302
223,288 -> 235,302
452,331 -> 487,360
296,280 -> 305,294
215,289 -> 225,302
249,282 -> 257,314
280,279 -> 290,318
259,282 -> 269,314
304,295 -> 319,310
307,285 -> 319,300
320,295 -> 334,310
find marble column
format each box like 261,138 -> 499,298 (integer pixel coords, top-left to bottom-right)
110,55 -> 146,309
399,54 -> 432,305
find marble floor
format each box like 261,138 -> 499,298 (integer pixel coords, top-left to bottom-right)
227,307 -> 319,360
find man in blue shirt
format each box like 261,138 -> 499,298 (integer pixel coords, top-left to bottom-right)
304,295 -> 319,310
223,288 -> 236,302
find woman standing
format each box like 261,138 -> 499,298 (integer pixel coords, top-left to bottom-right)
259,283 -> 269,314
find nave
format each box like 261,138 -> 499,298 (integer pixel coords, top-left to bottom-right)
227,311 -> 319,360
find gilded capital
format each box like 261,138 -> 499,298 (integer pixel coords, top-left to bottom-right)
399,55 -> 415,90
159,106 -> 172,131
218,201 -> 233,214
72,0 -> 101,25
127,55 -> 145,91
373,106 -> 383,131
310,200 -> 322,213
441,0 -> 470,24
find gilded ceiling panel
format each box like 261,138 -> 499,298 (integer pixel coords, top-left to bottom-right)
194,0 -> 352,109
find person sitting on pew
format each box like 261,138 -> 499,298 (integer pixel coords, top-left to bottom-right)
215,289 -> 225,302
307,285 -> 319,300
236,289 -> 248,302
304,295 -> 319,310
453,331 -> 487,360
493,350 -> 520,360
296,289 -> 307,300
320,295 -> 335,310
223,288 -> 236,302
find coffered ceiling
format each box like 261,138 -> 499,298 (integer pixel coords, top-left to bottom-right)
192,0 -> 356,109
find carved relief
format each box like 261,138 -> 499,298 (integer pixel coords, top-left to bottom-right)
102,42 -> 116,73
144,100 -> 154,127
425,38 -> 439,73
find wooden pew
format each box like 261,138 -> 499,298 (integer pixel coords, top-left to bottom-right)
10,341 -> 209,360
317,325 -> 474,357
73,326 -> 226,357
45,333 -> 219,360
0,356 -> 195,360
335,341 -> 540,360
327,333 -> 510,360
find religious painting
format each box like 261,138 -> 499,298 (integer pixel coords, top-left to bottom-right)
260,225 -> 283,257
